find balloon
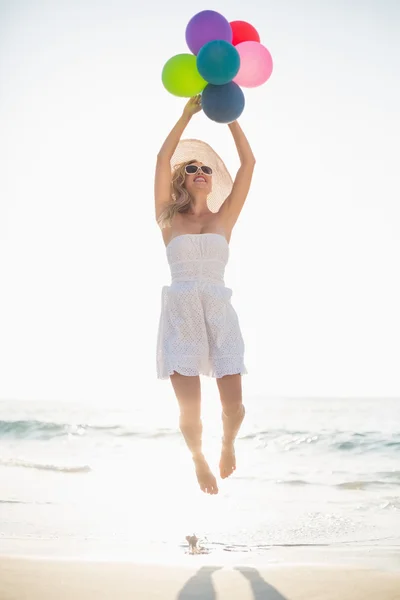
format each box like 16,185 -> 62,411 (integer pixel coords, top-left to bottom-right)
230,20 -> 260,46
197,40 -> 240,85
186,10 -> 232,55
201,82 -> 245,124
234,42 -> 273,88
162,54 -> 207,97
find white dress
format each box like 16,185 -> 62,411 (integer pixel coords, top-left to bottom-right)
156,233 -> 247,379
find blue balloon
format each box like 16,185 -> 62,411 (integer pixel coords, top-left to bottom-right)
201,82 -> 245,123
197,40 -> 240,85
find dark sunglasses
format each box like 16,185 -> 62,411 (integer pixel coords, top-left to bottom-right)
185,164 -> 213,176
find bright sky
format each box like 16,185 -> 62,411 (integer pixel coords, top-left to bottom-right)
1,0 -> 399,405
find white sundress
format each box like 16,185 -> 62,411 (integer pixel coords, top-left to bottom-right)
156,233 -> 247,379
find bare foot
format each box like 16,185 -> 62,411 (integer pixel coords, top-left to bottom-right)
219,440 -> 236,479
192,454 -> 218,495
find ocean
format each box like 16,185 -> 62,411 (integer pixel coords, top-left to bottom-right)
1,397 -> 399,562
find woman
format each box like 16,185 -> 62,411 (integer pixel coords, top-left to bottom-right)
155,95 -> 256,496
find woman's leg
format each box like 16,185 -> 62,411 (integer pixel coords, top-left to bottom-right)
170,372 -> 218,495
216,374 -> 245,479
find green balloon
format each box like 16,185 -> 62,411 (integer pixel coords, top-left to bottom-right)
162,54 -> 207,97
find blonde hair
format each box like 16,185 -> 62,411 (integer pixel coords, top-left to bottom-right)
157,159 -> 198,230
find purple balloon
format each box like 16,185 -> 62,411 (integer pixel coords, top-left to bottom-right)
186,10 -> 232,56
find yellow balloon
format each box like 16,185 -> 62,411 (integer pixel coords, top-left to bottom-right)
162,54 -> 207,97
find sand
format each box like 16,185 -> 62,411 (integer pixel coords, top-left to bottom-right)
1,556 -> 400,600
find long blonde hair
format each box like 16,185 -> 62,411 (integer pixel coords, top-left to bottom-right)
157,159 -> 198,230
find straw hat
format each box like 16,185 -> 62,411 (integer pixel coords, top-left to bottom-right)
170,139 -> 233,213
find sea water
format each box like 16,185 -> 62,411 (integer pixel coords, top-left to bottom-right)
1,396 -> 399,561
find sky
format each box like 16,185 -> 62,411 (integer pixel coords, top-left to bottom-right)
0,0 -> 399,405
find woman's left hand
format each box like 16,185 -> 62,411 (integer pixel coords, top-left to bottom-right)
182,95 -> 202,118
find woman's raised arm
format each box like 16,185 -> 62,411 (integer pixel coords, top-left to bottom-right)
221,121 -> 256,229
154,96 -> 202,221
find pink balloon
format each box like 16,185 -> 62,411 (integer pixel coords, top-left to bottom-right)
234,41 -> 273,88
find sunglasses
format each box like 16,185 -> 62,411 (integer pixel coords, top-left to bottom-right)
185,164 -> 213,176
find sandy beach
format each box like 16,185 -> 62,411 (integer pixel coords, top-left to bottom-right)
1,556 -> 400,600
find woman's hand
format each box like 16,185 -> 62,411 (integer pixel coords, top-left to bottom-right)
182,95 -> 202,118
156,96 -> 200,164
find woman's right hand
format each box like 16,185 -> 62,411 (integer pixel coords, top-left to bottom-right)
182,95 -> 202,118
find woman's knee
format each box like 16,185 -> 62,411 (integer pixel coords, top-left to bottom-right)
221,398 -> 243,416
179,404 -> 201,423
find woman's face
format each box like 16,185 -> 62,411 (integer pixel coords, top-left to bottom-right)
184,162 -> 213,197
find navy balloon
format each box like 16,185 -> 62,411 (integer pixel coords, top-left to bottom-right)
197,40 -> 240,85
201,82 -> 245,123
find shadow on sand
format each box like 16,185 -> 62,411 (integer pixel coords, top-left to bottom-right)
235,566 -> 288,599
177,565 -> 288,599
177,566 -> 222,600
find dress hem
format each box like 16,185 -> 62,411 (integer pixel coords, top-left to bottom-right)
157,365 -> 248,380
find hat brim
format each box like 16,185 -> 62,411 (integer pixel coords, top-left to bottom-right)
170,139 -> 233,213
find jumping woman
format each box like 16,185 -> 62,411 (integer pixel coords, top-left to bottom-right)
155,95 -> 256,495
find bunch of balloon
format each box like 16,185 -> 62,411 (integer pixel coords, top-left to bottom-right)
161,10 -> 273,124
